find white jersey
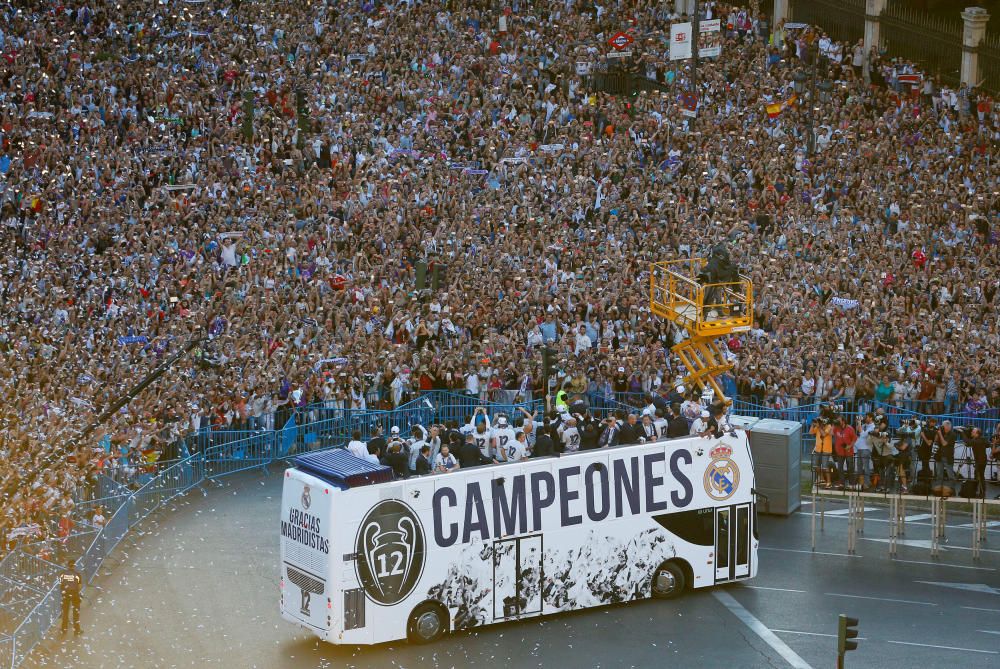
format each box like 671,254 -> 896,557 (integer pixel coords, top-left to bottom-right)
471,430 -> 492,459
653,418 -> 669,438
505,438 -> 527,462
490,427 -> 518,462
690,418 -> 708,435
560,426 -> 581,452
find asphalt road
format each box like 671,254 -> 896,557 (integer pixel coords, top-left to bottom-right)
25,471 -> 1000,669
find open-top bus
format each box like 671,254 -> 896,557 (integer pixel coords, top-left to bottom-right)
279,427 -> 758,644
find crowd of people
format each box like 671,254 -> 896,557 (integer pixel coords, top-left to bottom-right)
1,0 -> 999,549
810,403 -> 1000,497
348,396 -> 731,478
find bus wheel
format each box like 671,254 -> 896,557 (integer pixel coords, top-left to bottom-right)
408,602 -> 448,644
651,561 -> 686,599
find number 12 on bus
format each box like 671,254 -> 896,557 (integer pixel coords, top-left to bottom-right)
279,431 -> 758,644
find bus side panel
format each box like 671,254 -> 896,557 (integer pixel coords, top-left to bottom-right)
414,434 -> 755,627
280,471 -> 334,635
315,431 -> 756,644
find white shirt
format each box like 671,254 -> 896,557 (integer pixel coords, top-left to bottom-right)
505,438 -> 527,462
408,439 -> 427,471
433,452 -> 458,471
559,425 -> 581,452
690,417 -> 708,435
491,426 -> 518,461
347,440 -> 368,459
856,423 -> 875,452
471,429 -> 492,458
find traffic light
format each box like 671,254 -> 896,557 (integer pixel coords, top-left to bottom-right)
837,614 -> 860,660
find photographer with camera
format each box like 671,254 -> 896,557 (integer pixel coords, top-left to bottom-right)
917,417 -> 938,483
810,415 -> 834,489
967,427 -> 989,498
697,244 -> 739,320
934,420 -> 959,488
869,417 -> 892,492
992,432 -> 1000,500
832,415 -> 858,490
855,413 -> 876,490
894,418 -> 919,493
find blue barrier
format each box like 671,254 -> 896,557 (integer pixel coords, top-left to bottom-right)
6,389 -> 999,669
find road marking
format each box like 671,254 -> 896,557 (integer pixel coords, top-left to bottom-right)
886,640 -> 998,655
773,629 -> 868,640
823,507 -> 878,516
760,547 -> 861,559
713,590 -> 814,669
807,514 -> 999,534
978,630 -> 1000,636
964,606 -> 1000,614
863,538 -> 1000,555
863,538 -> 937,550
892,559 -> 996,572
904,513 -> 934,522
823,592 -> 937,606
957,521 -> 1000,529
744,585 -> 807,593
917,581 -> 1000,595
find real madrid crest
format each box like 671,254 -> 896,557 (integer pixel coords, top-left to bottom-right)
704,444 -> 740,501
301,485 -> 312,510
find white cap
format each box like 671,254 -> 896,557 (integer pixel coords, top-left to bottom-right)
390,426 -> 400,435
701,410 -> 710,418
618,366 -> 625,372
496,416 -> 508,426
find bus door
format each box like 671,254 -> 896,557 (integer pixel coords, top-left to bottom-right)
493,535 -> 544,620
715,503 -> 751,583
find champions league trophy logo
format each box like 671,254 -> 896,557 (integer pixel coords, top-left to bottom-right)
356,500 -> 426,605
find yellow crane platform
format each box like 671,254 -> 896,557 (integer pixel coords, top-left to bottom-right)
649,258 -> 753,404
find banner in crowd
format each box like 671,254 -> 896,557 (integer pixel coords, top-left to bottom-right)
669,19 -> 722,61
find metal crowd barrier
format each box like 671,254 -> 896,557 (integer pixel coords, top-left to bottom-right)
0,392 -> 544,668
5,390 -> 998,667
806,446 -> 997,561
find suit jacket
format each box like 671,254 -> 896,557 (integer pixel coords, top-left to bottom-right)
618,422 -> 642,445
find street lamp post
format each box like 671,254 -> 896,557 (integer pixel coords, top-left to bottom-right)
691,0 -> 700,94
806,42 -> 818,156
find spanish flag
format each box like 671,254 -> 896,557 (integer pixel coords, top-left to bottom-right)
766,93 -> 797,119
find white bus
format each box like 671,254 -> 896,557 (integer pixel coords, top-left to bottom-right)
279,428 -> 758,644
